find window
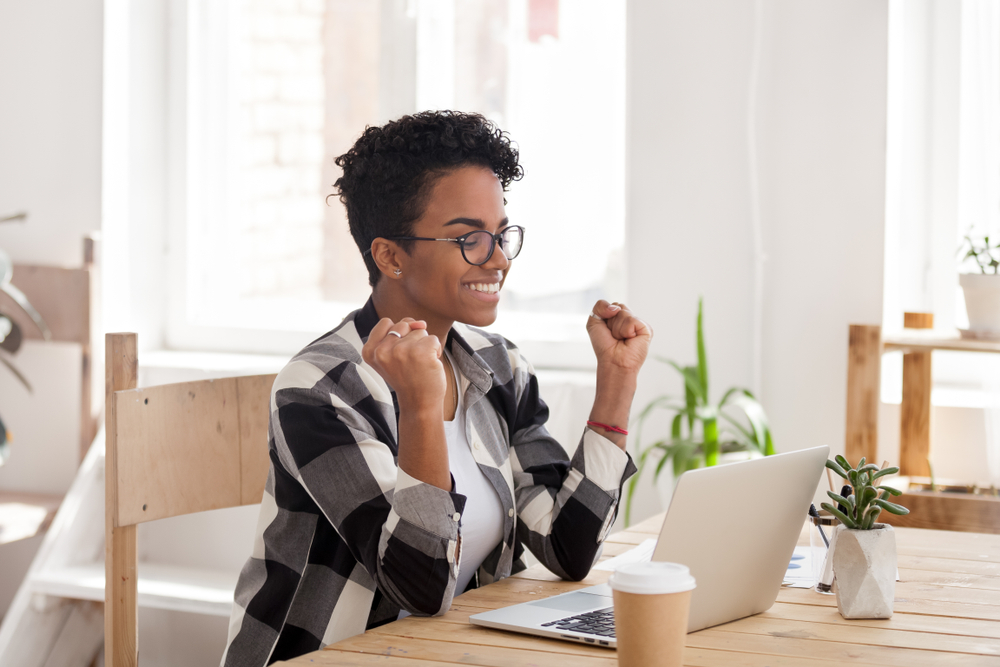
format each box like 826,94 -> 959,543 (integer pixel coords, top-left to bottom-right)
167,0 -> 626,365
883,0 -> 1000,472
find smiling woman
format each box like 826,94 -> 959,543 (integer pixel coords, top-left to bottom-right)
220,111 -> 649,666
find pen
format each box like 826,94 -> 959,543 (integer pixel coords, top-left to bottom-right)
809,503 -> 829,548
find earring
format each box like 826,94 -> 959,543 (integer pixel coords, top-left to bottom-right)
394,269 -> 402,276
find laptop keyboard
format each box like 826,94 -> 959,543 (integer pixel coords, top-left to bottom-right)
540,606 -> 616,638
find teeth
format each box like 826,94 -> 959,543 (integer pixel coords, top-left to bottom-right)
469,283 -> 500,293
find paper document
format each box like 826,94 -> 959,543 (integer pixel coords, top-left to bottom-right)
783,546 -> 822,588
593,539 -> 656,571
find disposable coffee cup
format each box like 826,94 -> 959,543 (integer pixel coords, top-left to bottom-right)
608,561 -> 696,667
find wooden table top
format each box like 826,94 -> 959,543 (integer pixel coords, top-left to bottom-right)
276,513 -> 1000,666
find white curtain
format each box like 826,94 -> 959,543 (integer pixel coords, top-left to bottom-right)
961,0 -> 1000,486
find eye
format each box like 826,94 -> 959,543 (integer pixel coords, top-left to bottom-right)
461,231 -> 488,249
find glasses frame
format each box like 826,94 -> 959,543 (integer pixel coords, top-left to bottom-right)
373,225 -> 525,266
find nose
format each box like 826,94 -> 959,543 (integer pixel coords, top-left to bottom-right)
483,238 -> 510,270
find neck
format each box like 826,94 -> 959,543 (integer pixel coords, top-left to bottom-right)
371,284 -> 454,343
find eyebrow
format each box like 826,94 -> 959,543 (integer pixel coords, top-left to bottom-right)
443,217 -> 510,230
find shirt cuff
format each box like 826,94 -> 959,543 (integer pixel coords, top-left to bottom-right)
392,467 -> 468,542
575,427 -> 635,493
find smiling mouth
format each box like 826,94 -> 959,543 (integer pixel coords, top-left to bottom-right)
465,282 -> 500,294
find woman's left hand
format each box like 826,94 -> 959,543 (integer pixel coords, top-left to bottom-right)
586,300 -> 652,376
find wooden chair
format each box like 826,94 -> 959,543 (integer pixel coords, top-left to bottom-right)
104,332 -> 275,667
0,236 -> 100,546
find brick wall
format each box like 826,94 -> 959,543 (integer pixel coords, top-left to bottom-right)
235,0 -> 327,300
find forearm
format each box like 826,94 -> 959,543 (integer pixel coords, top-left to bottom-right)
396,403 -> 451,491
588,368 -> 637,450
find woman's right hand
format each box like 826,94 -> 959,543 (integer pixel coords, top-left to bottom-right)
362,317 -> 447,415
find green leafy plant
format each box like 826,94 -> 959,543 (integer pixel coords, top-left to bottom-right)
821,456 -> 910,529
625,299 -> 775,524
959,231 -> 1000,274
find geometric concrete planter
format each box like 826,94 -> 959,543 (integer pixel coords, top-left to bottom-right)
832,523 -> 896,619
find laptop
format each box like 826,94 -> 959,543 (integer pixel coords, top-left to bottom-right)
469,445 -> 829,648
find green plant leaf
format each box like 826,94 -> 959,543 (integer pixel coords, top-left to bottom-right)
825,460 -> 849,480
821,502 -> 857,529
696,297 -> 708,403
670,413 -> 683,439
660,359 -> 706,407
877,484 -> 903,496
859,463 -> 879,473
859,457 -> 866,468
633,394 -> 683,423
625,475 -> 639,526
835,454 -> 851,471
826,491 -> 850,507
867,506 -> 882,527
727,395 -> 772,455
720,412 -> 753,439
636,439 -> 666,468
874,498 -> 910,515
872,467 -> 899,480
719,386 -> 748,406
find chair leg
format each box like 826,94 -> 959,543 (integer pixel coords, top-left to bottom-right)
106,333 -> 138,666
104,525 -> 137,667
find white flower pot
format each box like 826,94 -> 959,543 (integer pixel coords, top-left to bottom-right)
832,523 -> 896,619
960,273 -> 1000,336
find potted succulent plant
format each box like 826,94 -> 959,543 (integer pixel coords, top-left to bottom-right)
958,232 -> 1000,337
821,456 -> 910,619
625,299 -> 775,524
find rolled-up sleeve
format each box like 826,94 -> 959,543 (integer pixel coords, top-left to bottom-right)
272,362 -> 466,617
507,351 -> 637,581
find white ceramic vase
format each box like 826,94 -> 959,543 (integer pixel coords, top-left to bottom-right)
960,273 -> 1000,336
832,523 -> 896,619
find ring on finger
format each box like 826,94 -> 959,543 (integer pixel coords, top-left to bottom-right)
387,331 -> 403,338
589,311 -> 603,320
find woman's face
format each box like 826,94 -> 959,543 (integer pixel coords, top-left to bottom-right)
397,165 -> 512,328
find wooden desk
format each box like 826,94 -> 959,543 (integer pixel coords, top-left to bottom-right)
277,513 -> 1000,666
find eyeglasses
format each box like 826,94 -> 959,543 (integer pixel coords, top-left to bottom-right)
367,225 -> 525,266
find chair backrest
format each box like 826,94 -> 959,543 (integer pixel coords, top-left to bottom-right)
104,332 -> 275,667
2,235 -> 99,460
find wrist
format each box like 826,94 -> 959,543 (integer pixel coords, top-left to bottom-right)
595,370 -> 637,403
397,396 -> 446,421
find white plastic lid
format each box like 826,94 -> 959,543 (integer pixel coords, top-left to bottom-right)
608,561 -> 697,595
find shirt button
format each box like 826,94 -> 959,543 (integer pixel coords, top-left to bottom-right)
473,441 -> 481,450
452,512 -> 461,522
508,508 -> 515,518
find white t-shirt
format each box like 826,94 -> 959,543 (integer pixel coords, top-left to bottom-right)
398,352 -> 505,619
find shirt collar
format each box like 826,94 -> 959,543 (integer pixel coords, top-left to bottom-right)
353,297 -> 494,395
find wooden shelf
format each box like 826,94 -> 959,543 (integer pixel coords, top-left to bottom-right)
0,491 -> 62,545
880,490 -> 1000,535
849,318 -> 1000,533
882,332 -> 1000,354
31,563 -> 239,617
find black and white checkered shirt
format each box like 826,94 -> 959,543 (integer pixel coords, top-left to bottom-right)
221,299 -> 636,666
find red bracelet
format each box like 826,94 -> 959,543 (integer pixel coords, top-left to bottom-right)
587,420 -> 628,435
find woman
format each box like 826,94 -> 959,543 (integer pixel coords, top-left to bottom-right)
222,111 -> 650,666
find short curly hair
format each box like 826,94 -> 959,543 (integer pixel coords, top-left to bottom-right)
333,110 -> 524,286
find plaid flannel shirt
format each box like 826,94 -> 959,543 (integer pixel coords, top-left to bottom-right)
221,298 -> 637,666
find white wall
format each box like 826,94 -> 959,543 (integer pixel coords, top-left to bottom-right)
0,0 -> 104,618
626,0 -> 888,523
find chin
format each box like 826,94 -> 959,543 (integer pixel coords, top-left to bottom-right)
457,306 -> 499,328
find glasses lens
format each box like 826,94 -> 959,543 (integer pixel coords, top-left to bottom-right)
500,226 -> 523,260
461,230 -> 494,265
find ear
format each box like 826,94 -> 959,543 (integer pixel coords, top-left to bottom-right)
370,238 -> 405,280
